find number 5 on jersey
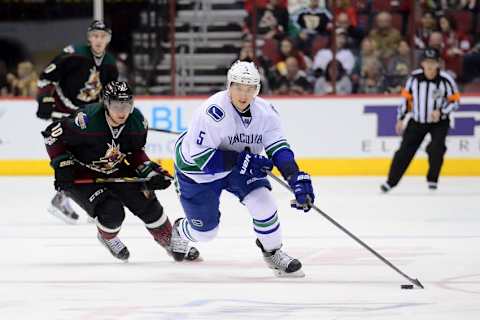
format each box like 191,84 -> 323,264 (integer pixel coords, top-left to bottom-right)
196,131 -> 206,145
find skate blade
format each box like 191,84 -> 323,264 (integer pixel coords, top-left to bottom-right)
183,255 -> 203,263
273,269 -> 305,278
48,206 -> 78,225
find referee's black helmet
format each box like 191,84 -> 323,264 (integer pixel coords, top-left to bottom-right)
421,47 -> 440,61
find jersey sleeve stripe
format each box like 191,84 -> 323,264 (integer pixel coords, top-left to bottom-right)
266,141 -> 290,158
193,149 -> 216,170
191,147 -> 215,159
265,139 -> 287,151
174,141 -> 202,173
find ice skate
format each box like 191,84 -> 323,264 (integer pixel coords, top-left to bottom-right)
256,239 -> 304,278
97,233 -> 130,261
428,182 -> 438,190
150,218 -> 201,262
48,191 -> 79,224
171,218 -> 201,262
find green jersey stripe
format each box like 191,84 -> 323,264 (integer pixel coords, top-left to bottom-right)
265,141 -> 290,158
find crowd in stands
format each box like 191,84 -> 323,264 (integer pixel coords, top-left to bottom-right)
240,0 -> 480,95
1,0 -> 480,97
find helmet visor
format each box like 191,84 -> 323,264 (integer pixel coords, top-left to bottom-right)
107,100 -> 133,114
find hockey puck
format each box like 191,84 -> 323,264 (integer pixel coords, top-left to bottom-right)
401,284 -> 414,289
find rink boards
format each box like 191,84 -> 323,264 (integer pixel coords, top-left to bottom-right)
0,95 -> 479,175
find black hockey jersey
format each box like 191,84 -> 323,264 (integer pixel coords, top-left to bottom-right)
37,44 -> 118,116
43,103 -> 151,180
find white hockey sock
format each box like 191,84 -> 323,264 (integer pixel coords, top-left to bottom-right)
176,218 -> 219,242
243,187 -> 282,251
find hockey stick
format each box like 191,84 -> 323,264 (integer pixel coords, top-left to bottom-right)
74,177 -> 151,184
267,171 -> 424,289
148,127 -> 182,135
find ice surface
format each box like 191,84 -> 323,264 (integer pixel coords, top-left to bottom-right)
0,176 -> 479,319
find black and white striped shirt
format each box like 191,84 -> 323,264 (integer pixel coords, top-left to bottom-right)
398,69 -> 460,123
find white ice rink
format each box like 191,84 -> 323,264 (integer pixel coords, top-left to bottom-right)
0,176 -> 479,320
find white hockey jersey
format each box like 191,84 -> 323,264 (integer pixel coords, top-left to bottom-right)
174,90 -> 290,183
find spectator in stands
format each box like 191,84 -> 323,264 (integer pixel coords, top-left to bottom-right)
274,37 -> 311,70
116,53 -> 130,83
368,11 -> 402,62
426,31 -> 451,72
461,41 -> 480,83
291,0 -> 333,55
272,56 -> 312,95
351,37 -> 380,92
235,38 -> 272,93
313,28 -> 356,76
0,60 -> 8,96
314,59 -> 352,95
336,12 -> 364,52
334,0 -> 358,27
421,0 -> 476,12
244,0 -> 289,40
383,40 -> 412,93
358,59 -> 385,93
6,61 -> 38,97
438,14 -> 471,77
414,11 -> 438,50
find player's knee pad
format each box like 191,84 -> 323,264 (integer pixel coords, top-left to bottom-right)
134,198 -> 164,225
95,197 -> 125,230
243,187 -> 278,221
187,224 -> 219,242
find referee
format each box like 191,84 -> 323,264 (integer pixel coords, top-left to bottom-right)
381,48 -> 460,192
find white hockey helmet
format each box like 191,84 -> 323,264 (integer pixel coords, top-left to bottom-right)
227,60 -> 261,96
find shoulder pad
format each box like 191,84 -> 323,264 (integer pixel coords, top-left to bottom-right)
129,108 -> 148,131
62,45 -> 75,54
103,52 -> 117,65
74,112 -> 89,130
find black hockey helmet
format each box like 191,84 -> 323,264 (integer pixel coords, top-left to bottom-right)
88,20 -> 112,35
87,20 -> 112,44
102,81 -> 134,114
421,47 -> 440,61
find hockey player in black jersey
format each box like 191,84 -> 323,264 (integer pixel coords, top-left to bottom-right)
42,81 -> 200,262
36,20 -> 119,223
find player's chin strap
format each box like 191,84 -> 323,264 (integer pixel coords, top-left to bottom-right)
266,171 -> 424,290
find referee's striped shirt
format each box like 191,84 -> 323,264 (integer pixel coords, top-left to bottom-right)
398,69 -> 460,123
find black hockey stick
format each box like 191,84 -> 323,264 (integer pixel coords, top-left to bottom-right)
74,177 -> 151,184
267,171 -> 424,289
148,127 -> 182,134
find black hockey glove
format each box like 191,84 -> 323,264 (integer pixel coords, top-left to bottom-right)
52,155 -> 76,191
136,161 -> 172,190
37,96 -> 55,120
288,171 -> 315,212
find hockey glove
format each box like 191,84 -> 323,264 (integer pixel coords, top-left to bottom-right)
53,155 -> 76,191
237,150 -> 273,178
288,171 -> 315,212
136,161 -> 172,190
37,96 -> 55,120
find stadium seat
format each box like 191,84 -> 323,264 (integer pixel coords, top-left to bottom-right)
311,35 -> 330,57
451,11 -> 473,33
372,0 -> 391,11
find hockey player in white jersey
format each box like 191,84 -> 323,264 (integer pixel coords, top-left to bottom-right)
172,61 -> 315,277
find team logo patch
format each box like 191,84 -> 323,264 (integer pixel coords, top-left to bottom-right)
206,104 -> 225,122
191,219 -> 204,228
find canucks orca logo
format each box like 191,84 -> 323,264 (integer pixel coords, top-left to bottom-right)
206,104 -> 225,122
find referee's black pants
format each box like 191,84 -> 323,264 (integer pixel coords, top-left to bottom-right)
387,119 -> 449,187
